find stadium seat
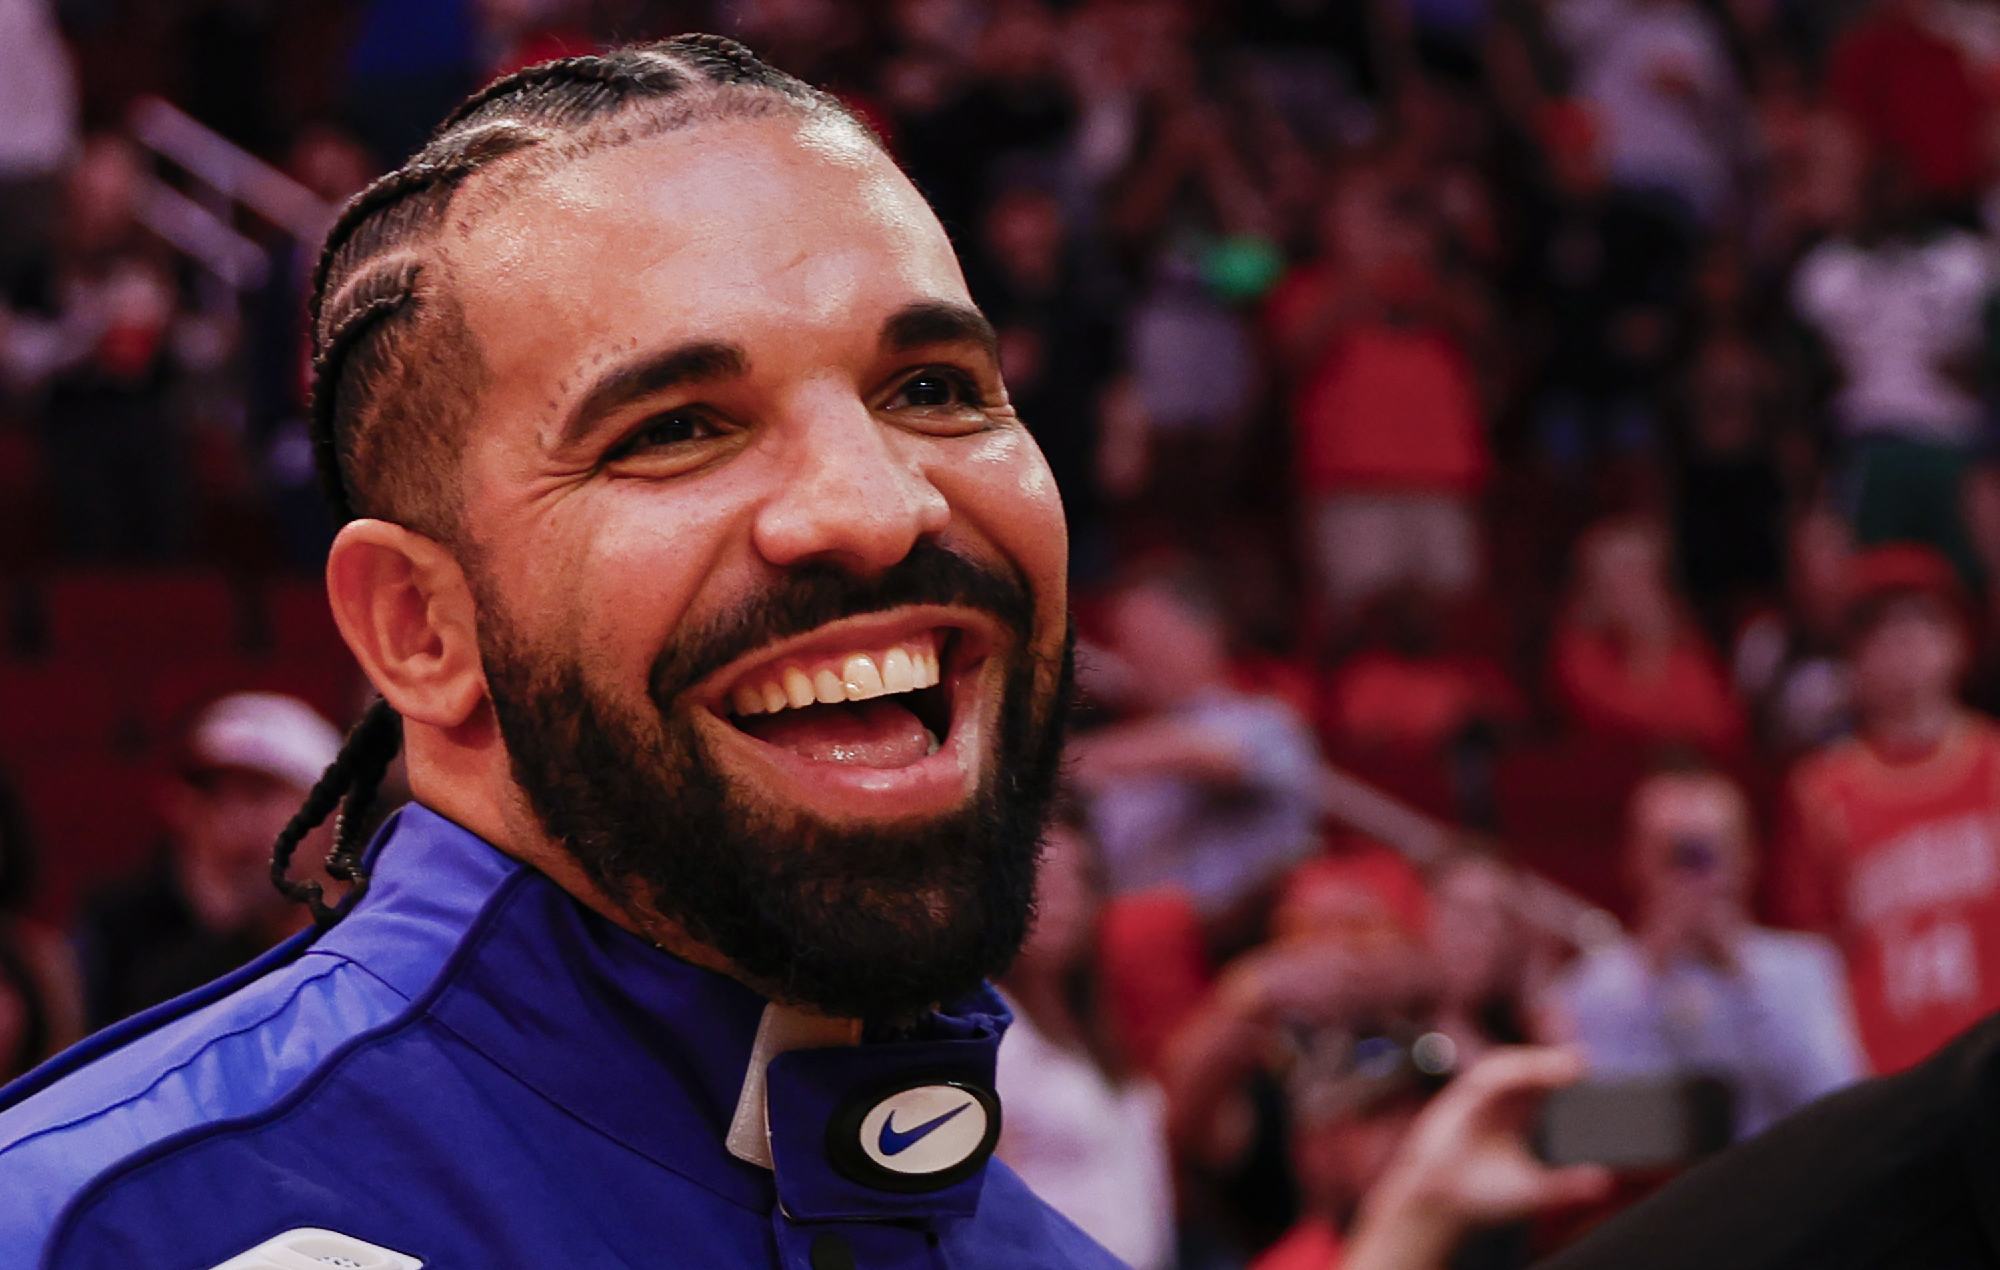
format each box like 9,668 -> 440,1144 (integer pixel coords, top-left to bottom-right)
11,756 -> 163,922
0,660 -> 139,766
139,654 -> 366,741
259,577 -> 350,663
40,568 -> 245,660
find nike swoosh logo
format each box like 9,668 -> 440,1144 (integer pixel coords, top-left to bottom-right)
878,1101 -> 972,1156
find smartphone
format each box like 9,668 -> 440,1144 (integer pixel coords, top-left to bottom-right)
1533,1075 -> 1735,1170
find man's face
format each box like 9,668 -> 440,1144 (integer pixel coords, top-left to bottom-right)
441,114 -> 1071,1018
1630,776 -> 1750,908
1852,596 -> 1965,724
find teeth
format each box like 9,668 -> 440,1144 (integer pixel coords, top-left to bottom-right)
783,667 -> 816,709
842,654 -> 884,700
814,669 -> 845,704
881,647 -> 915,694
725,639 -> 944,716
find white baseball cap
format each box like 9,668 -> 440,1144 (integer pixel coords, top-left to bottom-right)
186,692 -> 343,792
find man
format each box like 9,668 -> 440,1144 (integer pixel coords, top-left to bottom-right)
1772,543 -> 2000,1074
1068,565 -> 1325,918
1545,765 -> 1863,1139
75,691 -> 341,1027
1541,547 -> 2000,1269
0,37 -> 1107,1268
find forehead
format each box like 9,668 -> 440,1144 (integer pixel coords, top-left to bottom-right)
1634,779 -> 1743,839
440,113 -> 968,398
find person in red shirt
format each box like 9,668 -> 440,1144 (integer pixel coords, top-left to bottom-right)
1774,543 -> 2000,1073
1548,517 -> 1748,755
1827,0 -> 1991,212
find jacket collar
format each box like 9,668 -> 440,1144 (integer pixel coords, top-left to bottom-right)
321,804 -> 1011,1226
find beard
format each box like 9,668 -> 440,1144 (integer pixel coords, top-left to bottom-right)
475,542 -> 1071,1022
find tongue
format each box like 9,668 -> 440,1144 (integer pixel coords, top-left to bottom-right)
734,698 -> 934,767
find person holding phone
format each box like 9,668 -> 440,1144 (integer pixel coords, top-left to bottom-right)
1542,763 -> 1864,1139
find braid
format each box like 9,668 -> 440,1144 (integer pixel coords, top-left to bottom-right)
271,699 -> 404,924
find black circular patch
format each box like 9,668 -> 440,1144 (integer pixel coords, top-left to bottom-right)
824,1078 -> 1002,1194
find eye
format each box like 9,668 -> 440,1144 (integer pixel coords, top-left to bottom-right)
887,367 -> 984,411
607,409 -> 724,460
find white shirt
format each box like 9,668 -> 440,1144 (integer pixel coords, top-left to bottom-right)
1793,231 -> 1997,443
995,998 -> 1177,1270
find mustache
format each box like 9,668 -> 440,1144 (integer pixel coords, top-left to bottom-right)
647,540 -> 1037,705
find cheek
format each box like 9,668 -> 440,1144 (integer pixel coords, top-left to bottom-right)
492,488 -> 741,687
935,430 -> 1068,637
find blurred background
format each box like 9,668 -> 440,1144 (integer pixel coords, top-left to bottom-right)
3,0 -> 2000,1265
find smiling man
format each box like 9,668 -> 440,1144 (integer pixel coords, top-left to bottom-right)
0,37 -> 1111,1270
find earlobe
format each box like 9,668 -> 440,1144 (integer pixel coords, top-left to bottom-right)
325,520 -> 485,729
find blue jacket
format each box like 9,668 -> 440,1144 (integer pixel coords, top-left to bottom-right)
0,805 -> 1125,1269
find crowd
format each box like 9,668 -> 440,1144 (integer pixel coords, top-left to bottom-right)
4,0 -> 2000,1266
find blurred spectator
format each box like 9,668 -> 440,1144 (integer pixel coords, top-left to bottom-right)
1556,0 -> 1744,226
1549,518 -> 1748,754
1826,0 -> 1991,214
1512,102 -> 1697,470
1773,544 -> 2000,1073
1544,765 -> 1864,1140
1319,587 -> 1522,753
1268,164 -> 1491,617
996,803 -> 1175,1270
74,693 -> 339,1027
340,0 -> 478,164
0,134 -> 205,560
1731,508 -> 1858,755
1340,1049 -> 1614,1270
0,769 -> 82,1084
0,0 -> 77,303
1071,566 -> 1327,917
1428,854 -> 1538,1064
1791,155 -> 1999,590
965,180 -> 1119,579
1671,333 -> 1787,642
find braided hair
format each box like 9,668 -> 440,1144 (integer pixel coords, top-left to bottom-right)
272,35 -> 865,921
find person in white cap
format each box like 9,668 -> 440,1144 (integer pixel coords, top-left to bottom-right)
72,692 -> 342,1027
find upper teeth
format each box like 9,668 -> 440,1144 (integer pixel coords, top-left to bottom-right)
728,642 -> 942,717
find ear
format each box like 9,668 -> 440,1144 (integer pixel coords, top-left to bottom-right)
326,519 -> 485,729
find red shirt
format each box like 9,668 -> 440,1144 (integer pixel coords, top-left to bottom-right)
1251,1217 -> 1346,1270
1266,268 -> 1489,497
1776,715 -> 2000,1073
1549,624 -> 1747,756
1829,12 -> 1989,199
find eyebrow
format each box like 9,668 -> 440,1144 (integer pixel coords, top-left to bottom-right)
880,300 -> 999,362
556,340 -> 748,449
554,300 -> 999,451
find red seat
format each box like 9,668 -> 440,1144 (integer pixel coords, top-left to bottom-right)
1491,739 -> 1656,920
41,569 -> 243,660
139,655 -> 366,741
11,757 -> 163,922
0,660 -> 137,765
262,578 -> 349,663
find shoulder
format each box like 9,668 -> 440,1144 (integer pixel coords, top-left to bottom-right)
0,947 -> 416,1263
1540,1011 -> 2000,1269
944,1160 -> 1127,1269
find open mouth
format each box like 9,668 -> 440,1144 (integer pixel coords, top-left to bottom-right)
703,610 -> 994,782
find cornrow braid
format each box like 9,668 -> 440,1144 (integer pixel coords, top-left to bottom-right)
276,34 -> 863,919
270,699 -> 403,925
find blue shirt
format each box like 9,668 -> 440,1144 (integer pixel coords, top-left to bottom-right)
0,805 -> 1124,1269
1552,925 -> 1867,1139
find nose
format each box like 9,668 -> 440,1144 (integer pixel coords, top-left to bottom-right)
750,391 -> 951,575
